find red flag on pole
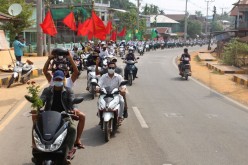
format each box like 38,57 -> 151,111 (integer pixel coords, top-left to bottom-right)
110,31 -> 117,41
105,21 -> 112,34
40,10 -> 57,36
63,12 -> 77,31
91,11 -> 106,40
77,18 -> 93,36
117,27 -> 126,37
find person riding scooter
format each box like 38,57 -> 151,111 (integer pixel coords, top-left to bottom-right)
178,48 -> 191,75
124,47 -> 138,80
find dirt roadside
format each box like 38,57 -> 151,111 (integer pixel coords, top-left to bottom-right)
190,51 -> 248,107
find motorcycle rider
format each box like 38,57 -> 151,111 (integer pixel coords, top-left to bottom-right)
178,48 -> 191,75
43,50 -> 86,149
124,47 -> 138,80
96,62 -> 127,123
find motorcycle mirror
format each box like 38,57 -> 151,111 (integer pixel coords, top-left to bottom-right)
72,97 -> 84,104
120,80 -> 128,86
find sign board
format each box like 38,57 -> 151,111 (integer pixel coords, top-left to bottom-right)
0,30 -> 10,50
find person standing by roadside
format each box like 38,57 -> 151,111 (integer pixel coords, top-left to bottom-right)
13,36 -> 26,62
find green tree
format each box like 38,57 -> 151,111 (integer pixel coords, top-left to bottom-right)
187,20 -> 202,38
0,0 -> 34,44
141,4 -> 159,15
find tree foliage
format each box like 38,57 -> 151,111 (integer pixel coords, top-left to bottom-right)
141,4 -> 160,15
221,38 -> 248,67
0,0 -> 34,43
187,20 -> 202,38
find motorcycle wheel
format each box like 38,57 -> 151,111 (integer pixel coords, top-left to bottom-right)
104,121 -> 111,142
128,73 -> 132,86
91,85 -> 95,99
42,160 -> 53,165
7,76 -> 15,88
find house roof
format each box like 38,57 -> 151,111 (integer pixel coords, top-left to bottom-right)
150,15 -> 179,24
165,14 -> 185,21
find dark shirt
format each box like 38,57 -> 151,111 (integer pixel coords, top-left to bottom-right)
180,53 -> 191,64
87,54 -> 99,66
100,66 -> 123,77
51,90 -> 65,113
125,53 -> 135,61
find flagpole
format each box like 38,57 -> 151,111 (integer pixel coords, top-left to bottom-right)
37,0 -> 43,56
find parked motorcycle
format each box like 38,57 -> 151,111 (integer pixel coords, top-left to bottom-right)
93,80 -> 128,142
180,64 -> 191,80
7,60 -> 34,88
123,58 -> 139,86
27,97 -> 84,165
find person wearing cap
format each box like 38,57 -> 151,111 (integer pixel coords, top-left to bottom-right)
43,51 -> 86,149
37,70 -> 77,160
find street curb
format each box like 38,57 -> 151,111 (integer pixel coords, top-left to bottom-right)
0,68 -> 43,86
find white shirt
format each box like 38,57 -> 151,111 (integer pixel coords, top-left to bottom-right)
50,77 -> 74,88
98,73 -> 126,92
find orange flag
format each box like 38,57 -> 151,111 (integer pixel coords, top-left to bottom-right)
63,12 -> 77,31
91,11 -> 106,40
117,27 -> 126,37
40,10 -> 57,36
105,21 -> 112,34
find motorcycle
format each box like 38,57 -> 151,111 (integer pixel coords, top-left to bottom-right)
123,58 -> 139,86
145,44 -> 150,52
87,65 -> 100,99
137,45 -> 144,56
27,97 -> 84,165
180,63 -> 191,80
7,60 -> 34,88
119,45 -> 125,57
93,80 -> 128,142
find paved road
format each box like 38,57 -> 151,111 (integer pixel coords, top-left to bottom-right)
1,46 -> 248,165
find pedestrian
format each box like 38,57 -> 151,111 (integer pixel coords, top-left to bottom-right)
13,36 -> 26,62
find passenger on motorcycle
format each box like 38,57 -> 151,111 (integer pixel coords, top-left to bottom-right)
178,48 -> 191,75
124,47 -> 138,79
96,62 -> 127,122
43,52 -> 85,149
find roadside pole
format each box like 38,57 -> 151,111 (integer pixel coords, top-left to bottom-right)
36,0 -> 43,56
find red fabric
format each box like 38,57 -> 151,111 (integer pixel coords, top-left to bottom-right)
110,31 -> 117,41
91,11 -> 106,40
117,27 -> 126,37
105,21 -> 112,34
63,12 -> 77,31
77,18 -> 93,36
40,10 -> 57,36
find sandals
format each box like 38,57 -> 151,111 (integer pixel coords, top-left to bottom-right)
74,143 -> 85,149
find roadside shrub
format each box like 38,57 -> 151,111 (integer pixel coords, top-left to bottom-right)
221,38 -> 248,67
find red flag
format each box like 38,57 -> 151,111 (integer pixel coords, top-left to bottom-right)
110,31 -> 117,41
91,11 -> 106,40
117,27 -> 126,37
40,10 -> 57,36
63,12 -> 77,31
77,18 -> 93,36
106,21 -> 112,34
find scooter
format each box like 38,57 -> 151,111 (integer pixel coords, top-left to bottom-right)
119,45 -> 125,57
181,64 -> 191,80
137,45 -> 144,56
7,60 -> 34,88
26,97 -> 84,165
123,58 -> 139,86
87,65 -> 100,99
93,80 -> 128,142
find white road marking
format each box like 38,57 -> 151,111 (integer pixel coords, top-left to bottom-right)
132,107 -> 149,128
164,113 -> 184,118
206,114 -> 218,119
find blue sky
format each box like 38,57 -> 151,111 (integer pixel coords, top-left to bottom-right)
129,0 -> 238,15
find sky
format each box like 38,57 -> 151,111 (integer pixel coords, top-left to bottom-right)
129,0 -> 238,15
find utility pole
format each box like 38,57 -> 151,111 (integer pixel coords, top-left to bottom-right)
137,0 -> 140,30
36,0 -> 43,56
184,0 -> 188,41
205,0 -> 215,35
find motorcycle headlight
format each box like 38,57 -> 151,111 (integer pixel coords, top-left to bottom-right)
33,129 -> 67,152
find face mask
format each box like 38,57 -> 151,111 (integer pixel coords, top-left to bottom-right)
108,68 -> 115,75
54,81 -> 63,87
